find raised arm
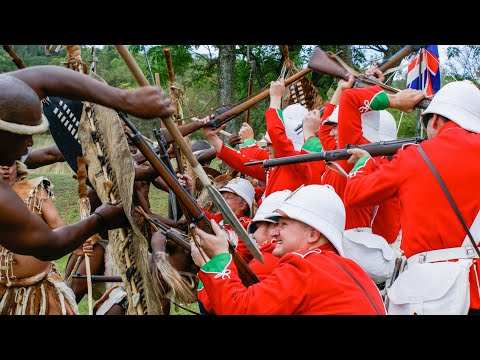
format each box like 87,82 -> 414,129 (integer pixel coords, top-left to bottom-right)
23,145 -> 65,169
9,65 -> 175,119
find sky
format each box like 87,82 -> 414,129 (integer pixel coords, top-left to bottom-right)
438,45 -> 449,63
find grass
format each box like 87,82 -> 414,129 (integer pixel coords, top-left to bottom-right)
28,134 -> 200,315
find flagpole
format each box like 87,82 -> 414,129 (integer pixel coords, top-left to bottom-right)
416,47 -> 425,137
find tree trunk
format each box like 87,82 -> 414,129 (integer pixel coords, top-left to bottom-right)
217,45 -> 237,134
337,45 -> 353,66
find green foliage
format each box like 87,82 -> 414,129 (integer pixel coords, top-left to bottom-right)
1,44 -> 439,143
389,109 -> 421,138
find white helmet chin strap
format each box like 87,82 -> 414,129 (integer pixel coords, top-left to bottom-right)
0,114 -> 49,135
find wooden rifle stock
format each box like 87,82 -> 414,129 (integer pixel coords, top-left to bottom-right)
133,123 -> 202,165
161,121 -> 205,144
245,137 -> 426,168
307,47 -> 431,109
119,112 -> 259,287
209,68 -> 312,129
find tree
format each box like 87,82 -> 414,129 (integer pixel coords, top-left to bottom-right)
217,45 -> 237,134
444,45 -> 480,86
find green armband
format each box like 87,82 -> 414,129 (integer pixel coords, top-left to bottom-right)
302,137 -> 323,153
201,253 -> 232,273
349,155 -> 371,174
369,91 -> 389,111
240,138 -> 256,148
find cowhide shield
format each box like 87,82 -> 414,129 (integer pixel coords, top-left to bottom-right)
42,96 -> 84,173
77,101 -> 163,315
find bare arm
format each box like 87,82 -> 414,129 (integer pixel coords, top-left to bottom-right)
329,74 -> 355,105
151,176 -> 169,192
303,109 -> 322,140
9,65 -> 175,119
201,115 -> 225,153
269,80 -> 284,109
387,88 -> 427,112
36,186 -> 67,229
195,148 -> 217,165
0,181 -> 126,261
134,164 -> 158,182
24,145 -> 65,169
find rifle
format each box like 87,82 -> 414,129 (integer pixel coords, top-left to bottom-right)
293,45 -> 424,134
163,47 -> 185,175
72,274 -> 123,282
209,68 -> 312,129
245,137 -> 425,168
153,127 -> 181,221
118,112 -> 260,287
115,45 -> 263,266
376,45 -> 423,73
130,123 -> 208,166
307,46 -> 431,109
147,216 -> 191,252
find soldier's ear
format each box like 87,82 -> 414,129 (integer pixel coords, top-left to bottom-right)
307,227 -> 321,244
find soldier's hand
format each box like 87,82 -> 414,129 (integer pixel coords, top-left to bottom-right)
238,122 -> 254,141
347,148 -> 372,165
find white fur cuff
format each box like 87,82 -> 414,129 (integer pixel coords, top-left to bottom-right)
0,114 -> 49,135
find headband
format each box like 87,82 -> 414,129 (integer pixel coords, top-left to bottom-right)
0,114 -> 49,135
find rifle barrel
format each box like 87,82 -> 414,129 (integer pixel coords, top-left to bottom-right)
71,274 -> 123,282
246,137 -> 425,168
377,45 -> 424,72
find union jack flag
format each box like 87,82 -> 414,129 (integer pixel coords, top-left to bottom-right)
405,45 -> 441,96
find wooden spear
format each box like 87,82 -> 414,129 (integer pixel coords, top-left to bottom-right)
115,45 -> 263,263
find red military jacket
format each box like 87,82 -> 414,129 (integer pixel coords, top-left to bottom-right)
237,139 -> 268,203
344,121 -> 480,309
319,103 -> 349,198
248,239 -> 279,281
217,108 -> 312,199
238,138 -> 268,160
336,86 -> 401,243
198,243 -> 386,315
197,239 -> 280,314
